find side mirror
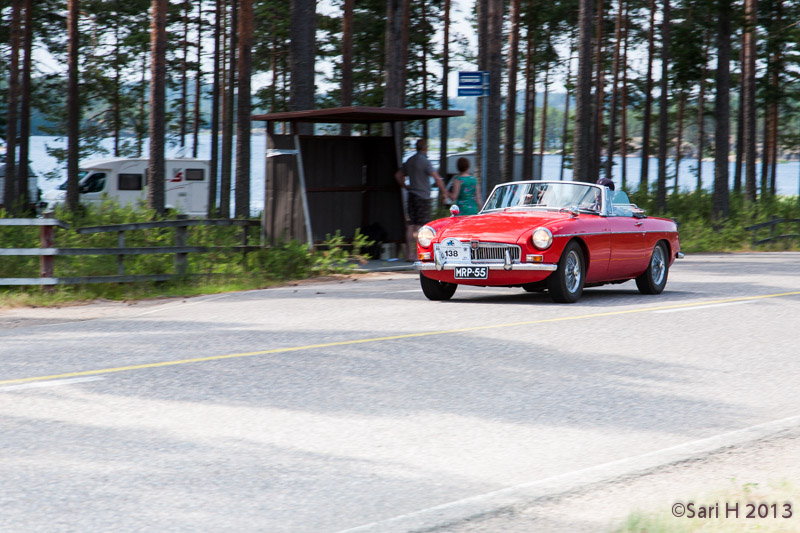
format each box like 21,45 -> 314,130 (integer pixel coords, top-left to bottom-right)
449,204 -> 460,217
632,207 -> 647,219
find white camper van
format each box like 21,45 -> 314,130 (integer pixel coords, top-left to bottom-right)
40,158 -> 211,215
0,137 -> 39,210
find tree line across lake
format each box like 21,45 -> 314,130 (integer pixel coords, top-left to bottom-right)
2,0 -> 799,220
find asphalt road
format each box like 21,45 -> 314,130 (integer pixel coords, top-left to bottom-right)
1,253 -> 799,532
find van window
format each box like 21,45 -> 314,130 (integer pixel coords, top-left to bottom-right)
80,172 -> 107,194
119,173 -> 143,191
186,168 -> 204,181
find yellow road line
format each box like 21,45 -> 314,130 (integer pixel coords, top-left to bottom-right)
2,290 -> 799,387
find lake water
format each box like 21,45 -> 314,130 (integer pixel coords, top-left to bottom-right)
30,136 -> 800,214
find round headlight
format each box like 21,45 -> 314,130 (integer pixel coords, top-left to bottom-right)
417,225 -> 436,248
531,227 -> 553,250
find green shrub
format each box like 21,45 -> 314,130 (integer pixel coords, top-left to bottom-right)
625,189 -> 800,253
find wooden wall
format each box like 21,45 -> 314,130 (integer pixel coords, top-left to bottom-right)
264,131 -> 405,245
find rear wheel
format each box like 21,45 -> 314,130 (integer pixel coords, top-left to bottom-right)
547,241 -> 585,303
419,273 -> 457,301
636,242 -> 669,294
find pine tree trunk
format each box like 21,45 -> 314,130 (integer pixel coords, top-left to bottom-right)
290,0 -> 317,136
760,74 -> 771,198
591,0 -> 605,182
696,34 -> 708,193
538,59 -> 550,178
439,0 -> 450,177
4,0 -> 21,213
713,1 -> 731,220
604,0 -> 624,181
639,0 -> 656,192
137,57 -> 146,157
485,0 -> 503,191
733,38 -> 744,194
17,0 -> 33,210
340,0 -> 354,136
770,100 -> 778,195
522,28 -> 536,181
235,0 -> 253,219
180,0 -> 190,148
620,2 -> 629,189
220,0 -> 236,218
148,0 -> 168,215
476,0 -> 488,184
655,0 -> 670,213
193,2 -> 203,159
573,0 -> 594,182
66,0 -> 81,212
560,38 -> 574,181
113,24 -> 121,157
421,0 -> 429,141
503,0 -> 521,183
742,0 -> 758,202
674,91 -> 685,195
209,0 -> 221,215
270,37 -> 279,111
384,0 -> 405,141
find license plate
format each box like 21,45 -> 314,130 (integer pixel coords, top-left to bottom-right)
435,238 -> 471,264
454,266 -> 488,279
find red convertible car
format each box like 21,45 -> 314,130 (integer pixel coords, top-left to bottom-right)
415,180 -> 683,303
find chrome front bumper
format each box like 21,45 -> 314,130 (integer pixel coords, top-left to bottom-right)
414,261 -> 557,272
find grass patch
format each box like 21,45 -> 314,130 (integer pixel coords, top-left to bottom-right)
1,202 -> 373,309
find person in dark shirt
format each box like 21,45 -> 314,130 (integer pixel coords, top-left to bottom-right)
394,139 -> 447,261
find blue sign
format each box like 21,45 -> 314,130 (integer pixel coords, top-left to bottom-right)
458,87 -> 488,97
459,71 -> 489,87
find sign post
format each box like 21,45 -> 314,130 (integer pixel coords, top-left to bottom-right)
458,71 -> 490,200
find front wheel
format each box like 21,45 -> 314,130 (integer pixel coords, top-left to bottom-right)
547,241 -> 585,303
636,242 -> 669,294
419,273 -> 457,301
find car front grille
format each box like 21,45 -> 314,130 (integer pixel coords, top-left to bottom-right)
470,243 -> 521,262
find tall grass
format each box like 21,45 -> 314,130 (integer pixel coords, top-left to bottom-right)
628,190 -> 800,253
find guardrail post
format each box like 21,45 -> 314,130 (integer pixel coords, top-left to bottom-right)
40,213 -> 55,291
241,222 -> 249,266
117,230 -> 125,275
175,215 -> 188,276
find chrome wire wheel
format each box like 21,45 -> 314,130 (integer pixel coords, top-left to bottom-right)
650,245 -> 666,286
565,250 -> 582,294
636,242 -> 669,295
548,241 -> 585,303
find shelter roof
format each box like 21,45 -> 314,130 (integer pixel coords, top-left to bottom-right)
252,106 -> 465,124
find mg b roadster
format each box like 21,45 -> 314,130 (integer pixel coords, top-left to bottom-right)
414,180 -> 682,303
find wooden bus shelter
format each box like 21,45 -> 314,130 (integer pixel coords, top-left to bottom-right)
251,106 -> 464,247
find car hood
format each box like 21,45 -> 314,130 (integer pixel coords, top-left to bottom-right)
436,210 -> 571,243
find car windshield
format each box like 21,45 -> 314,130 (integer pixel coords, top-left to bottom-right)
482,181 -> 604,212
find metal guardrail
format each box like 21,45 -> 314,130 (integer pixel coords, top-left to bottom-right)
0,217 -> 261,286
745,216 -> 800,247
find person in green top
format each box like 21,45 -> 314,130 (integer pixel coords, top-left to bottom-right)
446,157 -> 483,215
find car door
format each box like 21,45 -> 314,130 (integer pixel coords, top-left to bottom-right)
606,207 -> 652,279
